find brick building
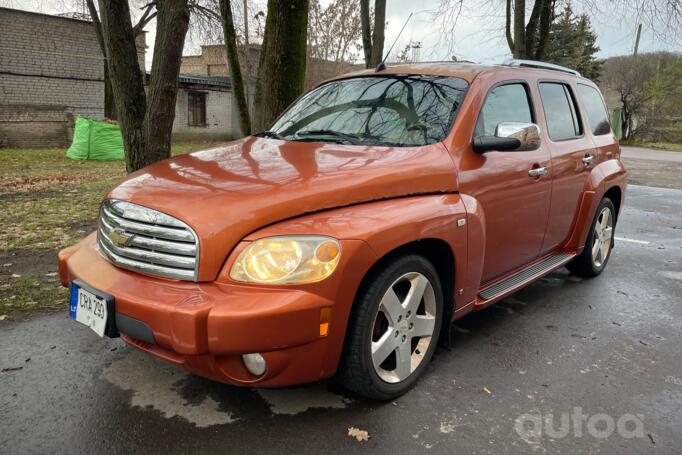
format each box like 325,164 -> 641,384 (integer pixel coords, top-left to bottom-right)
0,8 -> 146,147
0,7 -> 235,148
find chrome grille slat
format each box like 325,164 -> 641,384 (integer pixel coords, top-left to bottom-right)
99,240 -> 196,280
98,228 -> 196,269
99,215 -> 197,255
101,205 -> 195,243
98,199 -> 199,281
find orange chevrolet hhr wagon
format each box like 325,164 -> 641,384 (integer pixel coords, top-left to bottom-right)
59,60 -> 627,399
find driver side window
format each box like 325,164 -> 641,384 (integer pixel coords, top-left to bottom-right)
475,83 -> 533,136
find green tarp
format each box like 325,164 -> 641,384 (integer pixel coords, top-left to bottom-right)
66,117 -> 125,161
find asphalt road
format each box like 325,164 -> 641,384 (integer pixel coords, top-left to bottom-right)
621,146 -> 682,163
1,184 -> 681,454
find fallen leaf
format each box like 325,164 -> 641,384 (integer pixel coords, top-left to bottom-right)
2,263 -> 11,267
11,273 -> 21,278
483,386 -> 492,395
0,315 -> 7,320
45,272 -> 58,277
348,427 -> 370,442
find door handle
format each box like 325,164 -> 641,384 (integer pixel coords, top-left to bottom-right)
582,154 -> 594,165
528,167 -> 548,178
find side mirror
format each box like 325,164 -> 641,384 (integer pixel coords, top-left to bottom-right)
473,122 -> 542,153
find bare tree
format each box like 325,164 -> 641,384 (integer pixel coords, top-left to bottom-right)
437,0 -> 682,60
360,0 -> 386,68
308,0 -> 363,65
98,0 -> 190,172
601,51 -> 680,140
252,0 -> 309,132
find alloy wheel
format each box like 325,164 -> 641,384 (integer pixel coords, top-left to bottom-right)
591,206 -> 614,268
370,272 -> 437,383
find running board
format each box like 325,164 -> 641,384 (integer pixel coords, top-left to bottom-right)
478,253 -> 576,301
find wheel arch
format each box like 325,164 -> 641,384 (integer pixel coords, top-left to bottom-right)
351,238 -> 457,348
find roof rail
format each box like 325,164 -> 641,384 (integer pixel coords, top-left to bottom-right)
502,59 -> 581,77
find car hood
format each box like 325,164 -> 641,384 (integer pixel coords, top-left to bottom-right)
107,137 -> 458,280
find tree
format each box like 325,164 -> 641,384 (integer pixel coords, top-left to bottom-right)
600,52 -> 680,139
84,0 -> 156,120
252,0 -> 309,132
308,0 -> 363,65
360,0 -> 386,68
219,0 -> 251,135
544,4 -> 601,79
98,0 -> 190,172
437,0 -> 682,62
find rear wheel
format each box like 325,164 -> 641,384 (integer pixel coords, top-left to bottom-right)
337,255 -> 443,400
567,197 -> 616,277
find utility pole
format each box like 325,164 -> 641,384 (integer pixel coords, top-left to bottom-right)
633,23 -> 642,56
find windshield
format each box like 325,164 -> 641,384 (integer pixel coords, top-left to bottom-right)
266,75 -> 468,147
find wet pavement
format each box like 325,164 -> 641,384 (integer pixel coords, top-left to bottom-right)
1,184 -> 681,454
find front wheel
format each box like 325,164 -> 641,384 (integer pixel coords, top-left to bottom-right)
336,255 -> 443,400
567,197 -> 616,277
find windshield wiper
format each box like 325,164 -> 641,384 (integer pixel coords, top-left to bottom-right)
295,129 -> 361,144
256,130 -> 285,140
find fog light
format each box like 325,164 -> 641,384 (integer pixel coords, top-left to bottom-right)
242,353 -> 266,376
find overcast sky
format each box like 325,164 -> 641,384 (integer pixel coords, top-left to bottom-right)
3,0 -> 679,70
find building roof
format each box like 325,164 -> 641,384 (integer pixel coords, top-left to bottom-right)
178,74 -> 232,87
144,72 -> 232,88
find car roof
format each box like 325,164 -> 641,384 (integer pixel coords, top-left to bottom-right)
328,61 -> 591,84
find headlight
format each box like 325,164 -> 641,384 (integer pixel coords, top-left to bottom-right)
229,236 -> 341,284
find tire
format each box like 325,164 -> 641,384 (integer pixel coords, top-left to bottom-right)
567,197 -> 616,278
336,254 -> 443,400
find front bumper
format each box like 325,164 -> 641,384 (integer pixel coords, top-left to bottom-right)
59,233 -> 375,387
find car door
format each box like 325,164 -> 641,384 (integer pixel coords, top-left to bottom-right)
536,80 -> 598,254
458,80 -> 552,283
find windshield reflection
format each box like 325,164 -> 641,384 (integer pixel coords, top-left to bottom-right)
266,75 -> 468,147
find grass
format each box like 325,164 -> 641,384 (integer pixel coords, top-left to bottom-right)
0,141 -> 224,317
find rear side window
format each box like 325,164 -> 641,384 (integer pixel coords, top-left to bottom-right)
475,83 -> 533,137
539,82 -> 582,140
578,84 -> 611,135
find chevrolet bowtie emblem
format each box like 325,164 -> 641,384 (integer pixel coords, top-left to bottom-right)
108,227 -> 134,247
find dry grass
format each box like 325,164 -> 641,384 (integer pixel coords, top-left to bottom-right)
0,142 -> 223,316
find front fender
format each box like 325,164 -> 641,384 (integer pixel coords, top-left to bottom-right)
563,159 -> 627,251
227,194 -> 470,372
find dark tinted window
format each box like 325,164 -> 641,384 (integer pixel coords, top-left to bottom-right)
270,76 -> 468,146
475,83 -> 532,136
578,84 -> 611,135
539,82 -> 581,140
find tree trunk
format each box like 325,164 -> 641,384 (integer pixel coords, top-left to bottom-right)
505,0 -> 514,52
220,0 -> 251,136
97,0 -> 147,173
533,0 -> 553,60
99,0 -> 189,173
252,0 -> 309,132
370,0 -> 386,66
86,0 -> 116,119
360,0 -> 372,68
143,0 -> 190,168
513,0 -> 526,58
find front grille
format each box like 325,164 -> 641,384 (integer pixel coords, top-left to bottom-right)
97,199 -> 199,281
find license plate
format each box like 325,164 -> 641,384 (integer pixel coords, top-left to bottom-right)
69,281 -> 111,337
